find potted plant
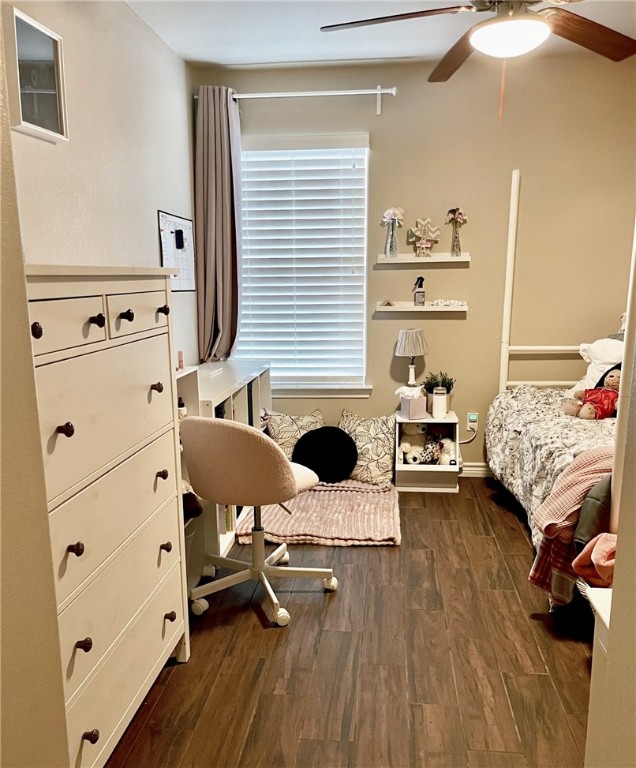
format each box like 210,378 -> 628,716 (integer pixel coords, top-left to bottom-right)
422,371 -> 441,396
422,371 -> 455,415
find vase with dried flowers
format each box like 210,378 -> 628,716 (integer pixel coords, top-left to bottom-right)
446,207 -> 467,258
381,207 -> 404,259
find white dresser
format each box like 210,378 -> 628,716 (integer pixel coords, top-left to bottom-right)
25,265 -> 190,767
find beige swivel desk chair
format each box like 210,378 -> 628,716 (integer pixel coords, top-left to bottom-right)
180,417 -> 338,626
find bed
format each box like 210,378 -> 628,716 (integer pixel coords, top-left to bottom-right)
484,171 -> 627,605
486,381 -> 620,607
486,384 -> 617,550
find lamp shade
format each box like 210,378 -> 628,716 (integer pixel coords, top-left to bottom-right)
470,15 -> 550,58
395,328 -> 429,359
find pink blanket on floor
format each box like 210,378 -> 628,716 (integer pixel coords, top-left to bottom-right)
235,479 -> 401,546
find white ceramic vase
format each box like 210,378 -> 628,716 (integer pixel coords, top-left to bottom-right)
431,387 -> 449,419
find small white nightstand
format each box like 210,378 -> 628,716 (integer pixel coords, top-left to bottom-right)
395,411 -> 460,493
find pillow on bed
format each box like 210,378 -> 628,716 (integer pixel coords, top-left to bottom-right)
264,408 -> 324,460
565,337 -> 624,396
338,409 -> 395,485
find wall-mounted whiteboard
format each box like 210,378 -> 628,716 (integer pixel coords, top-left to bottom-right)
158,210 -> 195,292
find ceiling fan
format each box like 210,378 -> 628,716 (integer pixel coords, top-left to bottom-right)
320,1 -> 636,82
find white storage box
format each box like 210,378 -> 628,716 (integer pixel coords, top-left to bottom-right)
400,396 -> 428,420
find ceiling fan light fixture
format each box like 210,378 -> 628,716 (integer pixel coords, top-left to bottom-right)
469,16 -> 551,58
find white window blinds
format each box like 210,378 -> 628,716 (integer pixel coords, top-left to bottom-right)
233,145 -> 368,386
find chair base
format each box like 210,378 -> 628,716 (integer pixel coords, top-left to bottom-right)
189,530 -> 338,626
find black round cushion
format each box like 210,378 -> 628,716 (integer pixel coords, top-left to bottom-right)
291,426 -> 358,483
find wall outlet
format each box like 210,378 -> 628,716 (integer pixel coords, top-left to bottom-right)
467,412 -> 479,431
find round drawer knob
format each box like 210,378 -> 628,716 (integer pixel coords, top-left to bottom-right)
82,729 -> 100,745
75,637 -> 93,653
157,304 -> 170,316
119,309 -> 135,322
164,611 -> 177,623
56,422 -> 75,438
88,313 -> 106,328
31,321 -> 44,339
156,469 -> 169,481
67,541 -> 85,557
150,382 -> 164,394
159,541 -> 173,553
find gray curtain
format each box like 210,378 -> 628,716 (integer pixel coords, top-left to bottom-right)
194,85 -> 242,362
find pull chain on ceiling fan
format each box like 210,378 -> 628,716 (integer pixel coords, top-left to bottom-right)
320,0 -> 636,82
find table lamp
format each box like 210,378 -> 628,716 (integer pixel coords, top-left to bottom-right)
395,328 -> 429,386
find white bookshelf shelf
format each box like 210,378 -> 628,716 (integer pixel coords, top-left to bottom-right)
376,252 -> 470,265
375,301 -> 468,313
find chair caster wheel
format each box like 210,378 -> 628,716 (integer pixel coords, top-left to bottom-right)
323,576 -> 338,592
191,598 -> 209,616
278,552 -> 290,565
274,608 -> 290,627
201,565 -> 216,579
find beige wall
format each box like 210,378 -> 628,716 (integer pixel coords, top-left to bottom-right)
4,2 -> 634,464
4,0 -> 199,364
191,56 -> 635,464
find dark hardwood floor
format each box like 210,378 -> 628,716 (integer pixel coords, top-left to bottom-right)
107,478 -> 594,768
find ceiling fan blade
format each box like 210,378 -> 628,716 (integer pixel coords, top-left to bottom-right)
321,6 -> 474,33
428,29 -> 474,81
538,8 -> 636,61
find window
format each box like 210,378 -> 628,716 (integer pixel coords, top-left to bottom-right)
233,142 -> 368,389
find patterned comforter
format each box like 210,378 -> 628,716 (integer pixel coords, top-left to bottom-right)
486,385 -> 616,546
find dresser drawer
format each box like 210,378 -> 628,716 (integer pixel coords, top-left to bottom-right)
107,291 -> 169,339
49,430 -> 178,607
58,501 -> 181,703
29,297 -> 107,356
65,567 -> 184,768
36,334 -> 173,502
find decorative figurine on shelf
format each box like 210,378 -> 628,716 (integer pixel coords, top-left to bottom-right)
446,207 -> 467,258
406,217 -> 440,258
563,365 -> 621,420
381,207 -> 404,258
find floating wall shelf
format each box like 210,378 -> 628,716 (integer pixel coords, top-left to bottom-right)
375,301 -> 468,313
376,252 -> 470,265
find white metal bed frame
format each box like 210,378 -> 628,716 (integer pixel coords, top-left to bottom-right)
498,168 -> 636,533
498,169 -> 581,392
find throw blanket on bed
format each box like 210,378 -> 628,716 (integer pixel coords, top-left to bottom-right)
532,446 -> 614,540
235,479 -> 401,546
528,446 -> 613,604
486,385 -> 616,547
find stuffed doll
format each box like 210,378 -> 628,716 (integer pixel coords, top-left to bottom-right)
421,436 -> 443,465
564,365 -> 621,420
403,446 -> 425,464
399,422 -> 427,458
438,437 -> 455,466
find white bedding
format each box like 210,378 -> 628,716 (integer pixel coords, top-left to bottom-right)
486,385 -> 616,546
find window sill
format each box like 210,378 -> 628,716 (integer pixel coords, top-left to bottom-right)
272,384 -> 373,399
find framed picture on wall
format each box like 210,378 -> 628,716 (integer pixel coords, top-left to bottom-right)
8,8 -> 69,143
158,211 -> 196,292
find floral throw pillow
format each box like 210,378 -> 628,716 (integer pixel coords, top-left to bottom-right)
338,409 -> 395,485
264,409 -> 324,460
